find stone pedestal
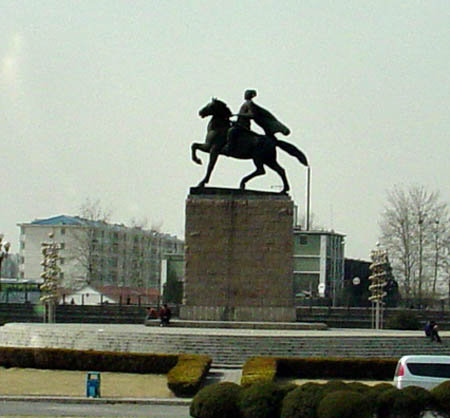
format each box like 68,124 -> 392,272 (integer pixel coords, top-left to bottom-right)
180,187 -> 296,322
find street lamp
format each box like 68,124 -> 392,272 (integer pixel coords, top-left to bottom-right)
40,233 -> 61,323
0,234 -> 11,296
433,219 -> 440,295
369,243 -> 389,330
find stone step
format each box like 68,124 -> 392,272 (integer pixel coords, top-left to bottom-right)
145,319 -> 328,330
0,323 -> 448,366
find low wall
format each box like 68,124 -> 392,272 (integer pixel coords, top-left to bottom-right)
2,304 -> 450,329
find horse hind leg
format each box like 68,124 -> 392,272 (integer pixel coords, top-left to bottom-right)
266,160 -> 290,193
240,163 -> 265,190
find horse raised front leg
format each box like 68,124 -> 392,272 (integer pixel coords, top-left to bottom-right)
197,146 -> 220,188
191,143 -> 205,165
240,163 -> 265,190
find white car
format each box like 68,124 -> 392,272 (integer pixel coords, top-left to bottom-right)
394,355 -> 450,390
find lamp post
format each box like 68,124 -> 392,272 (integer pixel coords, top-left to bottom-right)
417,212 -> 425,307
305,166 -> 311,231
0,234 -> 11,297
432,219 -> 440,295
369,243 -> 389,330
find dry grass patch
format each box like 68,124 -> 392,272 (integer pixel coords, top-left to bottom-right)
0,367 -> 174,398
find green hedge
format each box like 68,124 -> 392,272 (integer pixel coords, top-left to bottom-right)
278,357 -> 397,380
386,311 -> 420,330
191,378 -> 450,418
190,382 -> 243,418
241,356 -> 398,385
276,357 -> 397,380
167,354 -> 212,397
241,357 -> 277,386
317,390 -> 370,418
0,346 -> 179,373
0,346 -> 212,397
239,382 -> 296,418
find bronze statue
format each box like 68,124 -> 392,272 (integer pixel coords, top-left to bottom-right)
191,96 -> 308,193
227,89 -> 290,154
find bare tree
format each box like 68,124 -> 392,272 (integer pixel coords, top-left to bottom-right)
64,199 -> 114,289
80,198 -> 112,222
379,185 -> 449,304
441,232 -> 450,301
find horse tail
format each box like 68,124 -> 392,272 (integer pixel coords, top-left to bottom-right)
275,139 -> 308,166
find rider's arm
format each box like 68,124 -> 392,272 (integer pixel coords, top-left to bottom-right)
237,102 -> 254,119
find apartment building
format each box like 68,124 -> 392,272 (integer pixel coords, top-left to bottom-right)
17,215 -> 184,290
293,227 -> 345,303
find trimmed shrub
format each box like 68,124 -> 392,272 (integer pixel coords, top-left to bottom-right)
167,354 -> 212,397
241,357 -> 277,386
320,380 -> 349,396
280,382 -> 324,418
368,382 -> 394,393
190,382 -> 243,418
431,380 -> 450,416
239,382 -> 294,418
0,346 -> 179,373
386,310 -> 420,330
317,390 -> 370,418
345,382 -> 370,393
361,383 -> 394,416
376,387 -> 423,418
0,347 -> 35,368
402,385 -> 435,412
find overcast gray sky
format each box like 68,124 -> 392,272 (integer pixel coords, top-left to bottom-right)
1,1 -> 449,260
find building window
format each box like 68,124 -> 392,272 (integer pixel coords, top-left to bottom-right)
60,258 -> 65,265
59,272 -> 64,279
61,228 -> 66,235
20,241 -> 25,249
60,242 -> 65,250
299,235 -> 308,245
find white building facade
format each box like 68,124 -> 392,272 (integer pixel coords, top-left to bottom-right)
293,228 -> 345,304
18,215 -> 184,290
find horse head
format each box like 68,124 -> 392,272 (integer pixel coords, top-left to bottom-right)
198,98 -> 232,119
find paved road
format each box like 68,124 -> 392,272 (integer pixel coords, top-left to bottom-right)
0,401 -> 191,417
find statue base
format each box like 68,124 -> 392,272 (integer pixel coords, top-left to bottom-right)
181,187 -> 295,322
179,305 -> 296,322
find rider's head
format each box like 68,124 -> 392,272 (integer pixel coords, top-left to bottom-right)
244,89 -> 257,100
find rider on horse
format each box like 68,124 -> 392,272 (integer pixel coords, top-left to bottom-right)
226,89 -> 291,155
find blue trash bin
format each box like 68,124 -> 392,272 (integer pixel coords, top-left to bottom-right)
86,372 -> 101,398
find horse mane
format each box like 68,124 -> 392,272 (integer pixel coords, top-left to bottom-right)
212,98 -> 232,118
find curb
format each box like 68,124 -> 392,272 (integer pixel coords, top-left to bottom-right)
0,396 -> 191,406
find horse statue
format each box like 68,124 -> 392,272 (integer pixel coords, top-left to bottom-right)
191,98 -> 308,193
